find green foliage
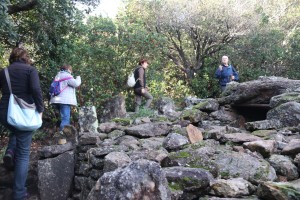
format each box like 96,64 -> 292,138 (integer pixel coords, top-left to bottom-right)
131,108 -> 155,119
190,65 -> 220,98
170,151 -> 192,159
0,124 -> 9,137
285,30 -> 300,79
1,0 -> 300,136
32,130 -> 47,141
112,118 -> 132,126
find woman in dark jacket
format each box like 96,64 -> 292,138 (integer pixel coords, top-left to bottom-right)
133,59 -> 153,112
0,48 -> 44,200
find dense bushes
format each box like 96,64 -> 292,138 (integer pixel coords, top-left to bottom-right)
1,0 -> 300,134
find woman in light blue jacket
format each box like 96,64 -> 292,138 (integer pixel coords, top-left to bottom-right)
50,65 -> 81,131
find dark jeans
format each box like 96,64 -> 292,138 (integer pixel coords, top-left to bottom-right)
0,108 -> 33,200
59,104 -> 71,131
134,88 -> 153,112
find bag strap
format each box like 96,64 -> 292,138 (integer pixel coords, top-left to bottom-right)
57,77 -> 73,82
4,68 -> 12,94
132,67 -> 141,81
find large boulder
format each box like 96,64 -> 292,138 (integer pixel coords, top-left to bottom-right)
103,152 -> 131,173
181,109 -> 208,123
128,149 -> 169,163
213,151 -> 277,183
99,94 -> 127,123
257,181 -> 300,200
218,76 -> 300,105
88,145 -> 129,158
270,92 -> 300,108
210,178 -> 255,198
98,122 -> 118,133
282,139 -> 300,156
87,159 -> 171,200
38,151 -> 75,200
78,132 -> 102,146
116,135 -> 140,150
245,119 -> 282,131
163,167 -> 213,199
107,130 -> 125,140
79,106 -> 99,132
209,108 -> 245,127
267,101 -> 300,127
125,122 -> 171,138
38,142 -> 74,158
219,133 -> 262,144
155,97 -> 176,114
184,96 -> 205,107
161,148 -> 219,178
199,197 -> 260,200
268,154 -> 299,181
140,137 -> 165,150
243,140 -> 276,158
193,98 -> 219,112
204,125 -> 240,140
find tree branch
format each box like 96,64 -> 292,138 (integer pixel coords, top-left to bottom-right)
7,0 -> 38,15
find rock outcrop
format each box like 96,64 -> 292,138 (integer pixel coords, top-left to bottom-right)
99,94 -> 127,123
218,76 -> 300,105
2,76 -> 300,200
87,159 -> 171,200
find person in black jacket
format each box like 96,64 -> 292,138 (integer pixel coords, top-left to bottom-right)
0,47 -> 44,200
133,59 -> 153,112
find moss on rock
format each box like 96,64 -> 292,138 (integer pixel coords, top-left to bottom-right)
251,130 -> 276,138
111,118 -> 132,126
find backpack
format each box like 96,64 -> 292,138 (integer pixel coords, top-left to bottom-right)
127,68 -> 139,87
49,77 -> 72,96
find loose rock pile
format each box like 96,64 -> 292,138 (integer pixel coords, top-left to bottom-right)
1,76 -> 300,200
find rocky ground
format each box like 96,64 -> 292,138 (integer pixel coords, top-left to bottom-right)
1,76 -> 300,200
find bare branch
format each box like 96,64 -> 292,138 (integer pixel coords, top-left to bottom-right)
7,0 -> 38,15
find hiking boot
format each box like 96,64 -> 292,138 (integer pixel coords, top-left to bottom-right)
3,150 -> 14,171
54,131 -> 67,145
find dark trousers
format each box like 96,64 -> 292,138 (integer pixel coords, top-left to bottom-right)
0,108 -> 33,200
134,88 -> 153,112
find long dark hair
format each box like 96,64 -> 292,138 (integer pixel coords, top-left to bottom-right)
9,48 -> 32,65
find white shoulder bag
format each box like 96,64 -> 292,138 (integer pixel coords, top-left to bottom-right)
4,68 -> 42,131
127,68 -> 139,87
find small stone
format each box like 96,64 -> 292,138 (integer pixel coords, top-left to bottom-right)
268,154 -> 299,181
186,124 -> 203,144
103,152 -> 131,173
38,142 -> 73,158
107,130 -> 125,140
282,139 -> 300,155
98,122 -> 117,133
210,178 -> 255,198
243,140 -> 276,158
162,133 -> 189,150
